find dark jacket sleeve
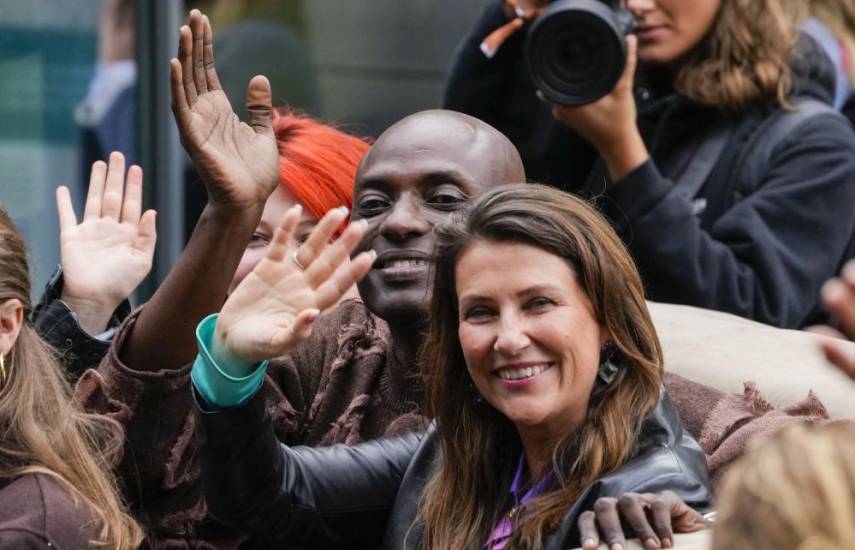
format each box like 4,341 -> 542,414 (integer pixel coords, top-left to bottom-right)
443,0 -> 515,120
602,113 -> 855,328
31,266 -> 131,382
196,388 -> 424,548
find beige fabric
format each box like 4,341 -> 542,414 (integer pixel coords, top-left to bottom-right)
648,302 -> 855,419
569,530 -> 712,550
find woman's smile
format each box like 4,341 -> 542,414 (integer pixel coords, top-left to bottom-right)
495,361 -> 555,386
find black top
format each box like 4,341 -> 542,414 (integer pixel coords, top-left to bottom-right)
444,0 -> 855,328
196,387 -> 713,549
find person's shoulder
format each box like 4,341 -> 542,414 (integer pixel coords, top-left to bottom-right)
0,473 -> 96,549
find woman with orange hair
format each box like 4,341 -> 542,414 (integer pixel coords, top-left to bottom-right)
229,109 -> 370,291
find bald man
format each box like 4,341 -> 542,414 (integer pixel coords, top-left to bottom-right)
76,108 -> 524,549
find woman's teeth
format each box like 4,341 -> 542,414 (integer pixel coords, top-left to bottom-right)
498,364 -> 550,381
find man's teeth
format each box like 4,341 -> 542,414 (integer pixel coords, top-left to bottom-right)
383,259 -> 427,269
498,364 -> 550,381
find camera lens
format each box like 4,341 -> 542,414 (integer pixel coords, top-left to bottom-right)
526,0 -> 628,106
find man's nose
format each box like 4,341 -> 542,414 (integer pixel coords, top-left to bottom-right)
379,194 -> 431,241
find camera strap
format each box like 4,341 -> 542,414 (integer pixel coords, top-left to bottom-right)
671,116 -> 733,215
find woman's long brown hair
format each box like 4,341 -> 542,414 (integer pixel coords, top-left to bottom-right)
419,185 -> 663,549
674,0 -> 806,109
0,208 -> 143,548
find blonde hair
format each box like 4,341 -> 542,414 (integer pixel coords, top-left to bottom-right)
713,421 -> 855,550
0,208 -> 143,549
419,185 -> 663,549
810,0 -> 855,86
675,0 -> 807,109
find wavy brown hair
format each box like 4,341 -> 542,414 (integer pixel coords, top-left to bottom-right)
713,421 -> 855,550
418,184 -> 663,549
674,0 -> 807,109
0,208 -> 142,549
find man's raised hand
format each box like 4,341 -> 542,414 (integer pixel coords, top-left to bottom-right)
169,9 -> 280,213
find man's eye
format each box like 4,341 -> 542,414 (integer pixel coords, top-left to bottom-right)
357,196 -> 391,215
427,192 -> 466,209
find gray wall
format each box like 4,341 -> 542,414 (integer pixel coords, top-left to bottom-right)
304,0 -> 486,135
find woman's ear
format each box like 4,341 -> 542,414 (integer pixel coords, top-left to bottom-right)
0,298 -> 24,356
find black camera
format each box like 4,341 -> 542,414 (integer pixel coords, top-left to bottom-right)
525,0 -> 635,106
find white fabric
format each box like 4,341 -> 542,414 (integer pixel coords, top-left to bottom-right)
648,301 -> 855,419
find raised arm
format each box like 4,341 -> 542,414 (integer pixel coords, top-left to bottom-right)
193,197 -> 400,545
33,152 -> 155,379
120,9 -> 281,372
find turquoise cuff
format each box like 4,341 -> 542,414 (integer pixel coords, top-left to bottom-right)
191,314 -> 269,409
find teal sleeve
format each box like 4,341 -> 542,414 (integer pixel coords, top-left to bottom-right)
191,314 -> 269,409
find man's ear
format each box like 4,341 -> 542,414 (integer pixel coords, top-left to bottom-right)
0,298 -> 24,357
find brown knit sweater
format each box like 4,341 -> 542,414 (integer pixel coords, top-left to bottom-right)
75,299 -> 427,549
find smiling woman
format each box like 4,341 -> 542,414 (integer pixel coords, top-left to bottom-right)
194,183 -> 713,550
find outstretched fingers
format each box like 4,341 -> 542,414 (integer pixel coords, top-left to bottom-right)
189,9 -> 208,95
101,151 -> 127,220
246,75 -> 274,136
178,24 -> 197,105
314,250 -> 376,311
202,15 -> 222,91
55,186 -> 78,232
268,308 -> 321,353
83,160 -> 107,220
293,207 -> 350,269
121,165 -> 144,225
265,205 -> 303,263
135,210 -> 158,255
304,219 -> 367,288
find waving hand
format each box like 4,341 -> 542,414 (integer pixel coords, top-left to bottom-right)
215,207 -> 376,369
169,9 -> 280,211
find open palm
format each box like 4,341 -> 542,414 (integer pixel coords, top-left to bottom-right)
170,10 -> 279,211
57,152 -> 156,333
216,206 -> 375,369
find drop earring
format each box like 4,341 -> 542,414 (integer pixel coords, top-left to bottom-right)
597,341 -> 620,385
0,354 -> 6,388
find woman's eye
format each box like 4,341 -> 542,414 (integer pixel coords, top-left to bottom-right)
248,232 -> 271,248
462,307 -> 493,321
526,297 -> 556,310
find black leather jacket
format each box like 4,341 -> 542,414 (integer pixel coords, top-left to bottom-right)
197,387 -> 712,549
31,266 -> 132,382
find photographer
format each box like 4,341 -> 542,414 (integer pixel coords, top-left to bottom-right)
445,0 -> 855,328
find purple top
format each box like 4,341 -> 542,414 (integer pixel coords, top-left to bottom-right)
484,454 -> 557,549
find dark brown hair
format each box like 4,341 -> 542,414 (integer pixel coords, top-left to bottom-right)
419,184 -> 663,549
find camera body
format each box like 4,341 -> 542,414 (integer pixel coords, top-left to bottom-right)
525,0 -> 635,106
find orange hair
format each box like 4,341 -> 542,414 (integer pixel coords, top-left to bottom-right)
272,109 -> 370,220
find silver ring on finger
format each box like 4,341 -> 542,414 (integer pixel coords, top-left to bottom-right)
292,251 -> 307,271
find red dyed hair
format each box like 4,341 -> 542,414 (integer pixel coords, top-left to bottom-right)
272,109 -> 370,220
